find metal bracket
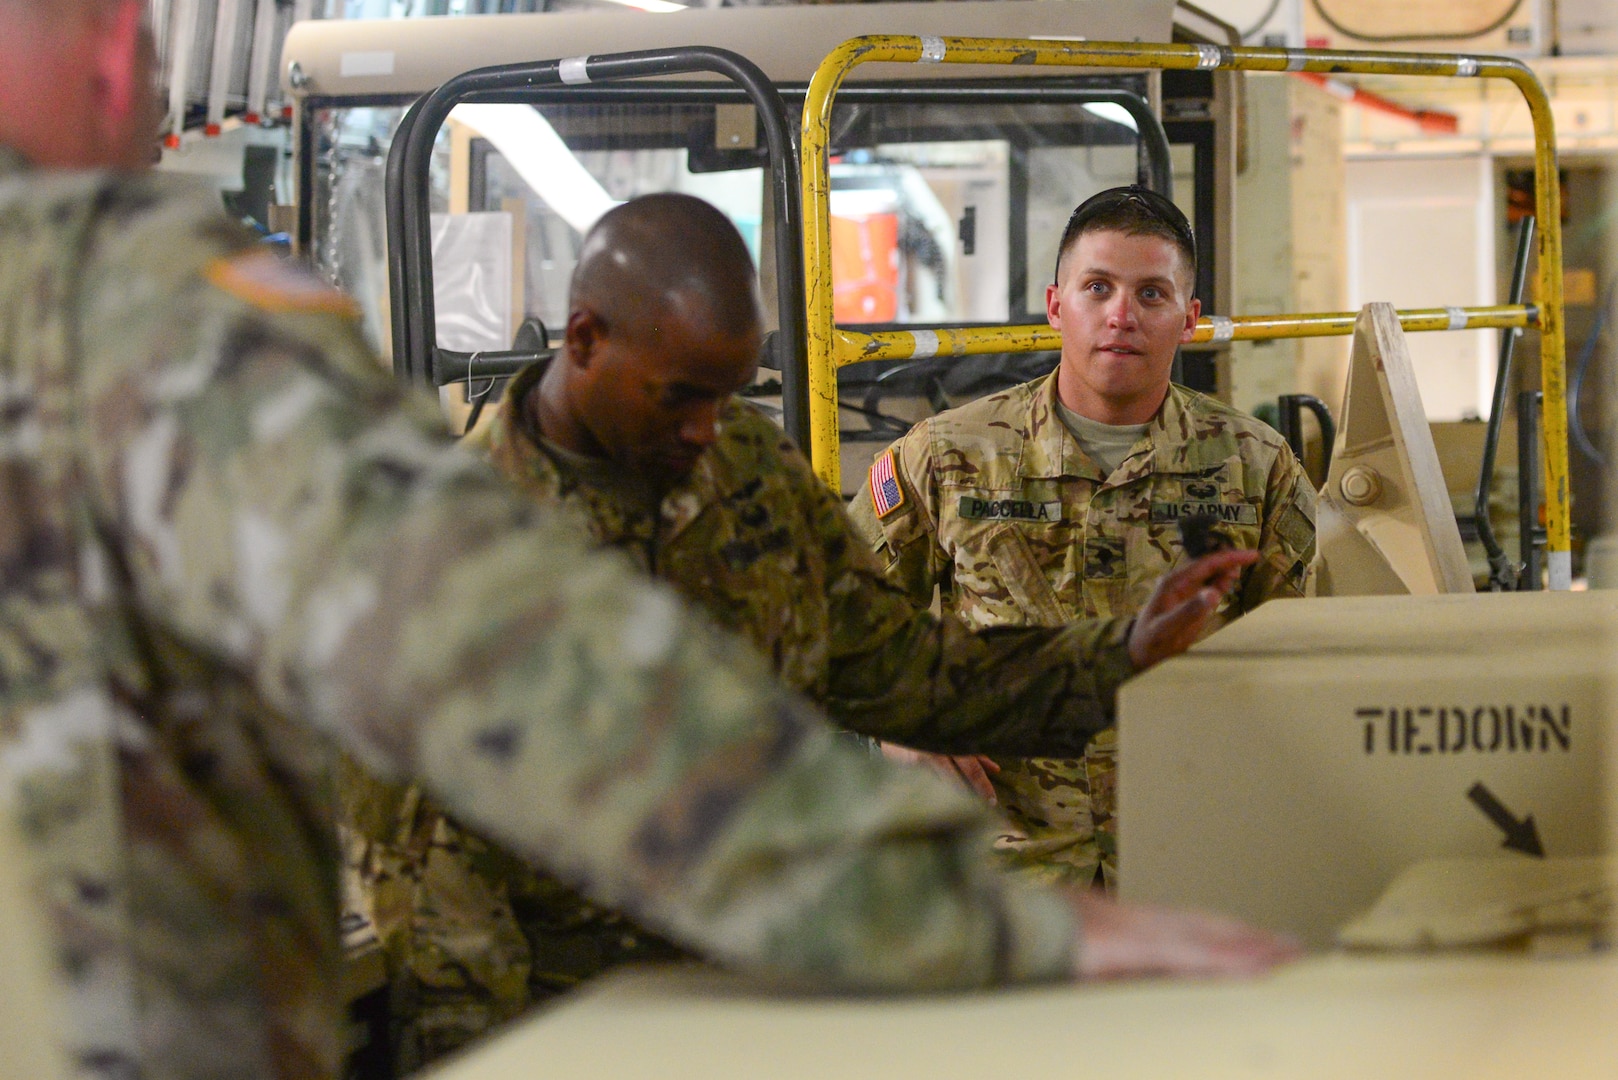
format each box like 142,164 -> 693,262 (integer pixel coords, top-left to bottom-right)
1310,304 -> 1475,597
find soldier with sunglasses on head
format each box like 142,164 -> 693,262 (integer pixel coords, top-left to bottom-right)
851,187 -> 1318,889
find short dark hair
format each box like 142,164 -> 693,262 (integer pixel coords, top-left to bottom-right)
573,193 -> 761,341
1053,185 -> 1197,289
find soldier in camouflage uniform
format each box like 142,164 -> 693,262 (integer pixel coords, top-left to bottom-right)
349,193 -> 1264,1070
0,8 -> 1298,1078
851,187 -> 1317,888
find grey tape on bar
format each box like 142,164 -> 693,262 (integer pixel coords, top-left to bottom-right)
1446,306 -> 1469,331
1285,50 -> 1308,71
1208,316 -> 1236,343
920,36 -> 947,63
1456,57 -> 1480,77
559,56 -> 591,85
1196,44 -> 1222,69
1549,550 -> 1572,591
911,330 -> 941,359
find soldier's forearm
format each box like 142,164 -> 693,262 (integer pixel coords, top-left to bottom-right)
84,264 -> 1082,994
136,344 -> 1075,994
827,612 -> 1134,757
564,718 -> 1079,991
373,535 -> 1080,992
326,469 -> 1087,988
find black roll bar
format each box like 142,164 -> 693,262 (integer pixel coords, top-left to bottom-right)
384,47 -> 811,448
1277,394 -> 1335,481
1477,215 -> 1536,591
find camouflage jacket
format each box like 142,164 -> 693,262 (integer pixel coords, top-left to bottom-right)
349,358 -> 1139,1067
0,151 -> 1080,1080
849,373 -> 1317,885
481,361 -> 1138,749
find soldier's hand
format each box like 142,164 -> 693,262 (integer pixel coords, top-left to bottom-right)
944,754 -> 1000,802
1068,888 -> 1301,980
1126,548 -> 1258,670
879,744 -> 1001,803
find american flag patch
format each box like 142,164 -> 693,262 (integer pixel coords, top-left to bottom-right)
869,449 -> 906,517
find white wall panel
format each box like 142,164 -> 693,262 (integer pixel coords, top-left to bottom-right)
1346,156 -> 1495,422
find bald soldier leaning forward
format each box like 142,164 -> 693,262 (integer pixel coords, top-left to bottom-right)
851,187 -> 1317,888
346,192 -> 1264,1070
0,7 -> 1297,1075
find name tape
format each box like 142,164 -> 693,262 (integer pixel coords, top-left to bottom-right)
1150,501 -> 1259,526
958,496 -> 1063,523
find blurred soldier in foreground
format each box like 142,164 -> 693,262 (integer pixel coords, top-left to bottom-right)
349,192 -> 1262,1069
0,3 -> 1297,1077
851,187 -> 1317,887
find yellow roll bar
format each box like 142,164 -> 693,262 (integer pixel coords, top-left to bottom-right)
801,36 -> 1570,588
839,306 -> 1538,365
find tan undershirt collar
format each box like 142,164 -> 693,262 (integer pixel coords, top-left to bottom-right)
534,430 -> 663,516
1053,397 -> 1150,477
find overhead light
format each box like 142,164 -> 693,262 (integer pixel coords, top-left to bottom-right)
449,104 -> 619,234
593,0 -> 690,12
1082,102 -> 1138,132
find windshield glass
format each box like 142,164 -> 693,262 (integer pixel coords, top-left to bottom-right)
305,81 -> 1175,362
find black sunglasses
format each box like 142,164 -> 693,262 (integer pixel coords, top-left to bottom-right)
1054,186 -> 1196,285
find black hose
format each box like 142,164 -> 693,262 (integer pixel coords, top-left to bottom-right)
1476,216 -> 1534,591
1568,281 -> 1612,467
1309,0 -> 1526,44
1239,0 -> 1286,41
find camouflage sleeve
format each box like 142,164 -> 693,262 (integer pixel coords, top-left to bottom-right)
806,458 -> 1131,757
845,423 -> 948,605
1242,442 -> 1317,608
74,205 -> 1076,992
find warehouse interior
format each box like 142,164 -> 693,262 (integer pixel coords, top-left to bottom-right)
6,0 -> 1617,1076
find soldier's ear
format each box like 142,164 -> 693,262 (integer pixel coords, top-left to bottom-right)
564,308 -> 608,369
1179,297 -> 1202,344
1045,282 -> 1063,330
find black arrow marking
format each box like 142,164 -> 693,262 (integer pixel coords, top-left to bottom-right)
1466,782 -> 1545,858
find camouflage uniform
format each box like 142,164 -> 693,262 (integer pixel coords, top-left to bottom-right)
351,358 -> 1141,1067
849,373 -> 1316,886
0,150 -> 1084,1080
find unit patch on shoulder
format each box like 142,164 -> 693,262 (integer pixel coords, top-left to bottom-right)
206,250 -> 360,317
869,449 -> 906,518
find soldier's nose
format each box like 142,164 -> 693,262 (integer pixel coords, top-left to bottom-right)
1106,295 -> 1138,328
680,408 -> 721,448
